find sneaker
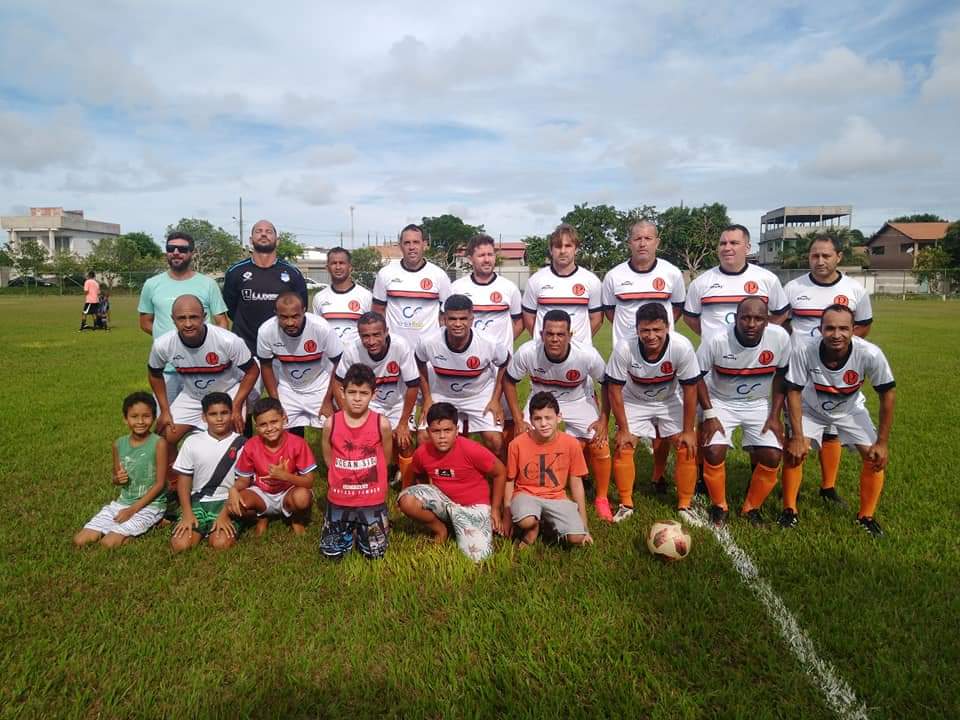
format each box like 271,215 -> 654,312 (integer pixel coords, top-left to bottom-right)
390,468 -> 402,490
677,506 -> 697,524
857,516 -> 884,537
651,477 -> 667,495
612,504 -> 634,524
819,487 -> 847,507
709,504 -> 728,527
777,508 -> 799,529
741,508 -> 765,527
594,496 -> 613,522
695,479 -> 708,497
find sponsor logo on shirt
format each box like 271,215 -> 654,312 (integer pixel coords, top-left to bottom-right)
466,356 -> 481,369
744,281 -> 759,294
206,352 -> 219,365
843,370 -> 859,385
242,271 -> 253,281
420,278 -> 433,290
653,277 -> 666,291
566,369 -> 581,381
759,350 -> 774,365
572,283 -> 586,296
723,353 -> 737,360
709,283 -> 723,290
834,295 -> 849,305
241,289 -> 280,302
349,300 -> 361,311
437,468 -> 454,477
280,271 -> 290,282
796,295 -> 811,301
661,362 -> 673,374
490,291 -> 502,303
304,340 -> 317,353
387,361 -> 400,374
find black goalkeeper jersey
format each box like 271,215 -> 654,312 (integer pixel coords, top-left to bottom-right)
222,257 -> 308,353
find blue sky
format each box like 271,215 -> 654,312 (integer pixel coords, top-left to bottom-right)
1,0 -> 958,248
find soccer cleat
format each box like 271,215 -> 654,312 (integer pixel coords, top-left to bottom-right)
612,504 -> 634,524
777,508 -> 799,529
695,479 -> 709,497
741,508 -> 765,527
594,496 -> 614,522
651,477 -> 668,495
709,504 -> 728,527
677,507 -> 697,524
819,487 -> 847,507
857,516 -> 884,537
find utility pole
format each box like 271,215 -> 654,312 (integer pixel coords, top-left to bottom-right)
350,205 -> 355,247
239,197 -> 244,241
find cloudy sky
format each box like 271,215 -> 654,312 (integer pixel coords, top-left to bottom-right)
1,0 -> 958,249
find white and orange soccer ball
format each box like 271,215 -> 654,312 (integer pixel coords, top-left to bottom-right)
647,521 -> 692,561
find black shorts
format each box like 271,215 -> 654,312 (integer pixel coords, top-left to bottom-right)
83,302 -> 98,314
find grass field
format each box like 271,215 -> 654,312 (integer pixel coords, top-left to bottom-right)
1,295 -> 958,719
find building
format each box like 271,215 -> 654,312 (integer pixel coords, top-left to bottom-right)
757,205 -> 853,266
865,222 -> 950,270
1,207 -> 121,259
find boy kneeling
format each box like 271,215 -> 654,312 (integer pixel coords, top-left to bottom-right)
505,392 -> 592,548
229,397 -> 317,535
170,392 -> 246,552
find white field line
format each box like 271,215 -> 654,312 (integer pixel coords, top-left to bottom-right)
680,506 -> 870,720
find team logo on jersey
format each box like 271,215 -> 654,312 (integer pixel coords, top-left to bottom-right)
653,277 -> 666,291
242,271 -> 253,281
834,294 -> 849,305
572,283 -> 586,296
661,362 -> 673,374
490,291 -> 502,303
744,281 -> 759,294
566,369 -> 581,381
843,370 -> 859,385
229,448 -> 238,459
387,361 -> 400,374
280,271 -> 290,282
206,352 -> 219,365
420,278 -> 433,290
466,356 -> 481,369
759,350 -> 774,365
348,300 -> 361,311
304,340 -> 317,353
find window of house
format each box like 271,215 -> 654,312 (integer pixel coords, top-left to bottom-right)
900,243 -> 914,254
55,236 -> 71,253
871,246 -> 885,255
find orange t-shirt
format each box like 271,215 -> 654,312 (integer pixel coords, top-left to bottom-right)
84,278 -> 100,303
507,430 -> 588,501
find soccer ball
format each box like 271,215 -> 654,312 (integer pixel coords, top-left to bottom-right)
647,521 -> 692,561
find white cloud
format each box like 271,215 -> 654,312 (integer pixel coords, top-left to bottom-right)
278,175 -> 337,206
805,116 -> 925,178
922,17 -> 960,100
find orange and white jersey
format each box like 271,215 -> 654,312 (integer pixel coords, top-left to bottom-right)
522,265 -> 603,347
336,334 -> 419,415
311,282 -> 373,345
684,264 -> 789,344
450,272 -> 522,349
786,336 -> 895,420
256,312 -> 343,393
148,324 -> 252,399
605,331 -> 700,405
784,272 -> 873,339
697,324 -> 790,406
506,339 -> 605,405
602,258 -> 685,346
416,330 -> 509,401
373,261 -> 451,347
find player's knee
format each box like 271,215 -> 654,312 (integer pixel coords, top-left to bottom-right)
170,534 -> 192,553
288,487 -> 312,511
397,494 -> 420,515
100,533 -> 127,549
73,530 -> 96,548
565,533 -> 588,545
754,448 -> 782,468
208,532 -> 235,551
515,516 -> 538,530
702,445 -> 726,466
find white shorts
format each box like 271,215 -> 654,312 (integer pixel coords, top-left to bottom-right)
703,400 -> 781,450
248,485 -> 310,518
523,396 -> 599,440
171,384 -> 241,429
278,382 -> 327,429
800,405 -> 877,450
623,398 -> 683,440
419,395 -> 503,433
83,500 -> 164,537
371,400 -> 417,431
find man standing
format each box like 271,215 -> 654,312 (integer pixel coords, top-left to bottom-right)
784,234 -> 874,505
451,234 -> 523,349
372,224 -> 451,347
139,231 -> 229,403
522,223 -> 603,347
683,224 -> 789,343
80,271 -> 100,331
311,246 -> 373,345
602,220 -> 685,347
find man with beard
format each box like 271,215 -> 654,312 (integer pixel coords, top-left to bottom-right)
312,246 -> 373,345
139,231 -> 229,403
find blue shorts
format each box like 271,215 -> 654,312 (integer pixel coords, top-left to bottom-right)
319,502 -> 389,560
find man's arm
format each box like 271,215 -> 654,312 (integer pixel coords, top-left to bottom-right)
213,313 -> 229,329
260,359 -> 280,399
521,310 -> 536,337
768,311 -> 788,327
568,475 -> 591,541
372,300 -> 387,317
222,270 -> 239,321
677,382 -> 697,458
172,472 -> 198,538
785,388 -> 808,465
148,368 -> 174,437
603,308 -> 615,325
511,316 -> 524,341
139,313 -> 154,336
762,372 -> 787,444
853,324 -> 871,338
607,382 -> 634,451
380,416 -> 394,469
696,378 -> 723,448
483,365 -> 506,424
320,422 -> 333,469
503,379 -> 526,435
683,313 -> 702,336
232,361 -> 261,433
867,388 -> 896,470
417,360 -> 433,416
589,310 -> 603,336
487,458 -> 507,536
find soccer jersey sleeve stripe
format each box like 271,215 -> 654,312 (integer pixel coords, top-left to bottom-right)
874,381 -> 896,392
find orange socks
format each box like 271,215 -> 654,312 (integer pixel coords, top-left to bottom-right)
702,460 -> 727,510
652,437 -> 669,481
819,439 -> 842,490
585,441 -> 612,504
612,446 -> 636,507
858,466 -> 885,518
675,447 -> 697,509
742,463 -> 779,513
398,454 -> 414,489
781,462 -> 803,511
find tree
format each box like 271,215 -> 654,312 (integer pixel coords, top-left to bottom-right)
9,237 -> 49,280
522,235 -> 549,270
277,231 -> 304,262
421,215 -> 484,269
913,246 -> 952,294
557,203 -> 658,273
890,213 -> 946,223
122,232 -> 162,259
88,236 -> 163,287
166,218 -> 244,274
0,245 -> 12,267
943,221 -> 960,267
47,249 -> 83,294
658,203 -> 730,275
350,246 -> 383,289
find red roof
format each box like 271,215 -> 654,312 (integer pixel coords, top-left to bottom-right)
871,222 -> 950,242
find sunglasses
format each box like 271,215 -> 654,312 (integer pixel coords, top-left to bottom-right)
166,244 -> 193,254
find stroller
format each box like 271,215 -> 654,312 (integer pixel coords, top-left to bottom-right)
93,292 -> 110,330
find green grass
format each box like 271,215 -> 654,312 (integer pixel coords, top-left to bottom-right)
1,296 -> 958,719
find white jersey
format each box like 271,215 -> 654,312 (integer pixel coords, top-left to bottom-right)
684,264 -> 789,344
786,336 -> 895,421
336,334 -> 420,414
373,260 -> 451,347
605,332 -> 700,406
784,272 -> 873,339
256,312 -> 343,394
416,330 -> 509,401
172,430 -> 242,503
149,325 -> 252,400
311,282 -> 373,345
602,258 -> 686,346
506,340 -> 605,405
698,324 -> 790,406
450,272 -> 522,349
522,264 -> 603,347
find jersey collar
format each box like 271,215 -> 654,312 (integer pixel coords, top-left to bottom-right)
628,258 -> 658,274
638,334 -> 670,364
470,272 -> 498,286
330,281 -> 357,294
400,259 -> 427,273
549,263 -> 579,278
368,335 -> 391,362
178,324 -> 208,349
808,271 -> 843,287
733,326 -> 761,348
718,263 -> 749,276
818,339 -> 854,369
444,329 -> 473,353
544,343 -> 572,365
